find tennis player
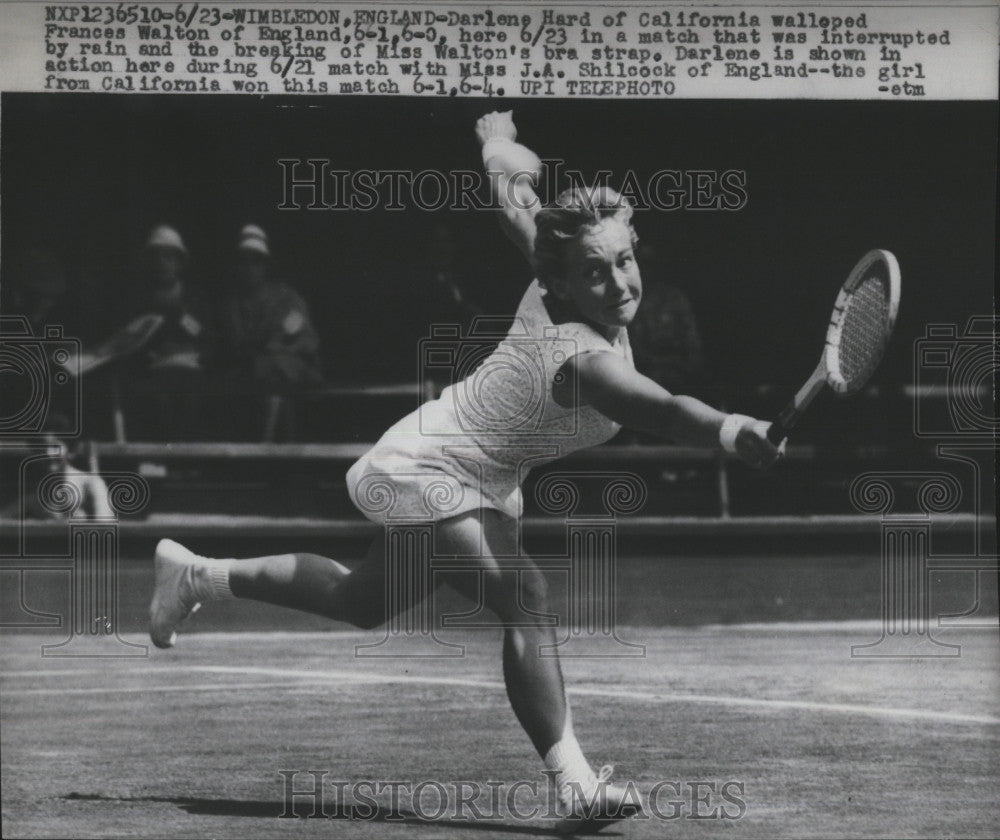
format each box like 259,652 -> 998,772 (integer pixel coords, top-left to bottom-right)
151,111 -> 782,832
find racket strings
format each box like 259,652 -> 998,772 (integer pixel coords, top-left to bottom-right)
837,276 -> 889,386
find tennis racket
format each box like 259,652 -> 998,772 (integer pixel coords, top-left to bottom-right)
767,249 -> 901,445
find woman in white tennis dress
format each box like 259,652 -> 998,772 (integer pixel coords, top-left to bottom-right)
345,273 -> 634,525
150,112 -> 781,833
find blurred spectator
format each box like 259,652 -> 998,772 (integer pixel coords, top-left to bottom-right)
132,224 -> 210,372
119,224 -> 211,439
219,224 -> 323,393
629,244 -> 706,395
415,221 -> 484,326
0,251 -> 111,504
5,247 -> 73,335
3,436 -> 113,520
397,220 -> 486,378
4,248 -> 93,435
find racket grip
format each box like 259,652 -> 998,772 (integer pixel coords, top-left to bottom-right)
767,418 -> 793,446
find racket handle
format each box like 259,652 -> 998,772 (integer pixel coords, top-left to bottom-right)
767,417 -> 793,446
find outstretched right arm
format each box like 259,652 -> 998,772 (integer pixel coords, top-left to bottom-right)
556,350 -> 783,469
475,111 -> 543,265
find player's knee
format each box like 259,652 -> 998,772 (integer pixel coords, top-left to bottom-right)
488,567 -> 550,621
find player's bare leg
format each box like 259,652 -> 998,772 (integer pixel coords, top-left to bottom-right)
431,511 -> 640,832
154,515 -> 568,753
149,536 -> 386,647
431,510 -> 567,754
149,513 -> 640,830
226,539 -> 391,628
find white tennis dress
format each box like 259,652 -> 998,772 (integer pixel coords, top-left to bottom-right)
346,280 -> 633,523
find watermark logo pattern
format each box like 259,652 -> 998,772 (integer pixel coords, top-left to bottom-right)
0,319 -> 147,656
851,317 -> 998,658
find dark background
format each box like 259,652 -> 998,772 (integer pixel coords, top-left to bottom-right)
1,94 -> 995,389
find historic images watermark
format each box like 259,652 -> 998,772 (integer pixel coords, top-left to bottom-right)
278,770 -> 748,822
850,317 -> 998,658
277,158 -> 748,212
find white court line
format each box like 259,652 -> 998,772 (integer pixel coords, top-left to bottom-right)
3,621 -> 993,650
5,664 -> 995,726
193,666 -> 1000,726
2,670 -> 107,679
1,680 -> 333,696
700,620 -> 998,633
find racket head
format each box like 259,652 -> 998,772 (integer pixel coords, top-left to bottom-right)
824,249 -> 901,394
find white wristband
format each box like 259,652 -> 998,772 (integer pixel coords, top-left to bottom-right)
482,137 -> 516,167
719,414 -> 753,455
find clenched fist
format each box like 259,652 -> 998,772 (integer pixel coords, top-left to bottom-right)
735,419 -> 785,469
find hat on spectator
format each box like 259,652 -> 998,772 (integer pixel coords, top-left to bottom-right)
237,223 -> 270,257
146,224 -> 188,255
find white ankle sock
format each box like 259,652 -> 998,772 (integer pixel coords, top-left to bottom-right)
191,558 -> 235,602
543,712 -> 597,801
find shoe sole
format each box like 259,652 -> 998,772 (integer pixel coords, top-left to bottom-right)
554,802 -> 643,835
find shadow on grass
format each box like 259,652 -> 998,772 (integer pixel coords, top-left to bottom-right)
64,792 -> 626,836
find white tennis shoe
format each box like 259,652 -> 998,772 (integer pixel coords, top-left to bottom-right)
553,765 -> 643,835
149,538 -> 202,649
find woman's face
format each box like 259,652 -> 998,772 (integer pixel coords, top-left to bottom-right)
555,217 -> 642,330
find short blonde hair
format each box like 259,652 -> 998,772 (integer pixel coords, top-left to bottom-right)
533,186 -> 638,291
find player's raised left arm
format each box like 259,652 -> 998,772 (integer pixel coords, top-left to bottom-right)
559,351 -> 782,468
475,110 -> 542,265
